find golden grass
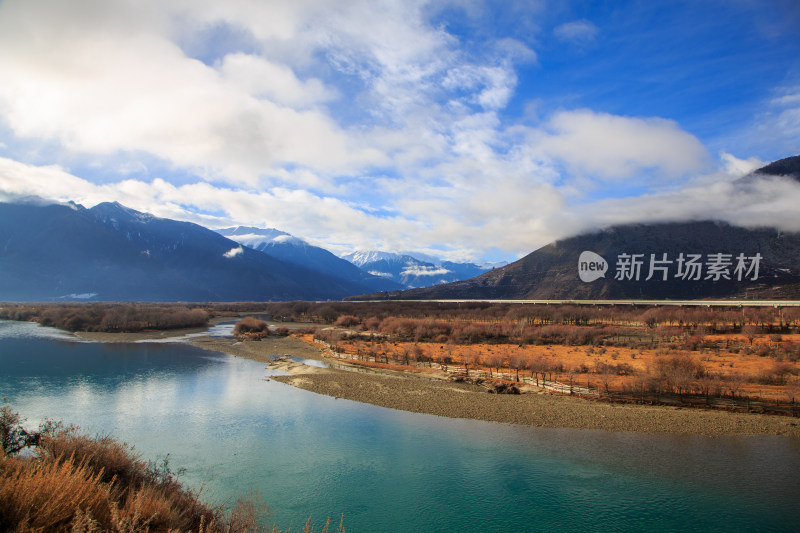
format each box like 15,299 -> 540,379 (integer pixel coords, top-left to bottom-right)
0,432 -> 281,532
0,453 -> 112,530
0,404 -> 344,533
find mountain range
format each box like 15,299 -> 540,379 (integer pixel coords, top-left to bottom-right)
0,201 -> 483,301
0,201 -> 388,301
1,155 -> 798,302
353,155 -> 800,301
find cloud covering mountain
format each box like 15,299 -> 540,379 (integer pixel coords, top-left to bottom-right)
354,156 -> 800,300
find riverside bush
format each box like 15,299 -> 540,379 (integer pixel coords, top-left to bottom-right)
234,317 -> 270,339
0,406 -> 345,532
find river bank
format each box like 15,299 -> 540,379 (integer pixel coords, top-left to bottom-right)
184,334 -> 800,437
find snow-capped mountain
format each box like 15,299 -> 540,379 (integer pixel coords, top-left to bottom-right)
341,251 -> 490,289
342,250 -> 403,266
215,226 -> 305,248
216,227 -> 401,293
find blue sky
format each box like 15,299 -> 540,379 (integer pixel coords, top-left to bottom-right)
0,0 -> 798,263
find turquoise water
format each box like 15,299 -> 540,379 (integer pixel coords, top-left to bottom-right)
1,320 -> 799,532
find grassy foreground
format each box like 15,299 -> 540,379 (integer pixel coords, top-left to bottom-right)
0,405 -> 343,533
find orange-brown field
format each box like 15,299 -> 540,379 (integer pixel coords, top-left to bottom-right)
309,329 -> 800,405
247,301 -> 800,409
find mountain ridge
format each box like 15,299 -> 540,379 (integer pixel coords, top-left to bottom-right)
0,201 -> 386,301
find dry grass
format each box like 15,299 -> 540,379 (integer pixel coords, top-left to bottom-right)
0,426 -> 318,532
0,453 -> 112,530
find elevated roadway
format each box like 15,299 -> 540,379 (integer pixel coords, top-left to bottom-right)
350,299 -> 800,307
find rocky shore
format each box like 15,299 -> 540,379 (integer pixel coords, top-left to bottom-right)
188,335 -> 800,437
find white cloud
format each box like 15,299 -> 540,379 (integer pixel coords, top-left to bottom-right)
1,150 -> 797,264
720,152 -> 764,176
533,110 -> 710,180
63,293 -> 98,300
764,87 -> 800,151
0,0 -> 383,185
0,1 -> 794,265
401,266 -> 452,276
218,53 -> 337,107
553,19 -> 599,46
725,85 -> 800,157
546,174 -> 800,241
223,245 -> 244,258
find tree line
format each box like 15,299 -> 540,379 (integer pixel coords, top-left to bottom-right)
272,305 -> 800,363
261,301 -> 800,332
0,303 -> 210,333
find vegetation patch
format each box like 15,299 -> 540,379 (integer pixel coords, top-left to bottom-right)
0,404 -> 343,533
234,317 -> 271,340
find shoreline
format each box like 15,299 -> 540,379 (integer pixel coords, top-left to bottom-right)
185,333 -> 800,437
66,323 -> 800,437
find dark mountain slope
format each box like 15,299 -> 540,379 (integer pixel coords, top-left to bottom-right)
0,201 -> 380,301
387,221 -> 800,300
754,154 -> 800,177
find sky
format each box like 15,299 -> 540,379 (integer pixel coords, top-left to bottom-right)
0,0 -> 799,264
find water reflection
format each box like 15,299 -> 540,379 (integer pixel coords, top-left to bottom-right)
137,321 -> 236,343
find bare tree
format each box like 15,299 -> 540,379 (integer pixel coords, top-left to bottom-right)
727,372 -> 746,399
434,351 -> 452,373
509,353 -> 527,383
528,355 -> 550,387
595,361 -> 614,396
656,354 -> 701,401
697,372 -> 721,404
462,346 -> 473,377
400,346 -> 410,366
565,365 -> 578,394
485,351 -> 504,378
411,344 -> 429,367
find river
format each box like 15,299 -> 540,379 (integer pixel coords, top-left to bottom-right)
1,320 -> 798,532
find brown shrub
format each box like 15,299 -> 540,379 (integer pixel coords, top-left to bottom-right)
333,315 -> 361,328
234,317 -> 270,339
